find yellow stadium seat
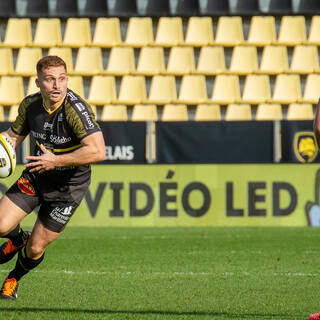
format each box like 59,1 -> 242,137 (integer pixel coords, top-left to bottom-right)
68,76 -> 84,98
73,47 -> 103,76
185,17 -> 214,46
211,75 -> 241,104
87,75 -> 117,106
63,18 -> 91,47
3,18 -> 32,48
92,18 -> 122,47
178,75 -> 208,105
117,75 -> 147,105
148,75 -> 177,105
15,48 -> 42,76
308,16 -> 320,45
272,74 -> 302,104
166,47 -> 195,75
242,75 -> 271,104
0,106 -> 5,122
277,16 -> 306,45
259,45 -> 289,74
0,76 -> 24,106
125,17 -> 154,47
48,47 -> 74,73
229,46 -> 258,74
8,105 -> 19,122
32,18 -> 62,48
289,45 -> 320,74
303,74 -> 320,104
287,103 -> 314,120
132,104 -> 158,121
256,103 -> 282,120
225,104 -> 252,121
27,76 -> 39,95
101,105 -> 128,121
215,16 -> 244,46
162,104 -> 188,121
105,47 -> 135,75
196,46 -> 226,75
247,16 -> 276,46
195,104 -> 221,121
155,17 -> 184,47
0,48 -> 14,76
136,47 -> 165,75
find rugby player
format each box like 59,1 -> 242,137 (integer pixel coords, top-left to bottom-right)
0,55 -> 105,299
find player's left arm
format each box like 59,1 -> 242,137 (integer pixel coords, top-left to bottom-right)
314,99 -> 320,148
25,131 -> 106,173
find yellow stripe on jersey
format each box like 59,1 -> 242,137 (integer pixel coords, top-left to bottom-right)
35,140 -> 82,153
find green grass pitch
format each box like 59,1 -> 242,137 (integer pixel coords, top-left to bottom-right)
0,226 -> 319,320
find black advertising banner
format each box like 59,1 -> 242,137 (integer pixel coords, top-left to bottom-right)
156,121 -> 274,163
98,121 -> 146,164
281,120 -> 320,163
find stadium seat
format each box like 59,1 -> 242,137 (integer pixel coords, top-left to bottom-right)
87,75 -> 117,106
117,75 -> 147,105
267,0 -> 292,14
15,48 -> 42,76
242,75 -> 271,104
48,47 -> 74,73
215,16 -> 244,46
259,46 -> 289,74
26,0 -> 49,17
0,48 -> 14,76
185,17 -> 214,47
196,46 -> 226,75
101,105 -> 128,121
247,16 -> 276,46
308,16 -> 320,45
195,104 -> 221,121
255,103 -> 282,121
289,45 -> 320,74
92,18 -> 122,48
3,18 -> 32,48
73,47 -> 103,76
83,0 -> 108,18
8,105 -> 19,122
302,74 -> 320,104
272,74 -> 302,104
155,17 -> 184,47
136,47 -> 165,75
32,18 -> 62,48
204,0 -> 230,15
105,47 -> 135,75
287,103 -> 314,120
166,47 -> 195,75
132,104 -> 158,121
162,104 -> 188,121
125,17 -> 154,47
298,0 -> 320,14
233,0 -> 260,15
178,75 -> 208,105
210,75 -> 241,105
229,46 -> 258,75
63,18 -> 91,47
145,0 -> 170,16
113,0 -> 138,17
54,0 -> 78,17
277,16 -> 306,46
0,76 -> 24,106
27,76 -> 38,95
175,0 -> 200,16
0,0 -> 16,18
68,76 -> 84,98
225,104 -> 252,121
148,75 -> 177,105
0,106 -> 5,122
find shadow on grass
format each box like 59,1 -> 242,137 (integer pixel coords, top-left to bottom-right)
0,307 -> 301,319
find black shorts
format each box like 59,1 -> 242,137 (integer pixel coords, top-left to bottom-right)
6,170 -> 90,233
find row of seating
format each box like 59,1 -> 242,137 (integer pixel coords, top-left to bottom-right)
3,103 -> 314,122
1,74 -> 319,107
3,16 -> 320,49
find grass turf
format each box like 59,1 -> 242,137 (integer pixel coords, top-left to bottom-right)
0,227 -> 319,320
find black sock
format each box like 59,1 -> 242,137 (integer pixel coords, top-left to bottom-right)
8,247 -> 45,281
2,225 -> 26,247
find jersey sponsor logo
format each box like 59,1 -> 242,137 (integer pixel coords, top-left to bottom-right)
17,177 -> 36,196
31,131 -> 46,140
82,111 -> 95,130
67,91 -> 78,101
75,102 -> 86,112
58,113 -> 64,122
49,135 -> 72,144
44,122 -> 53,131
49,206 -> 74,225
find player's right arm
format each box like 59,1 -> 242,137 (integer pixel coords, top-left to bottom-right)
314,99 -> 320,148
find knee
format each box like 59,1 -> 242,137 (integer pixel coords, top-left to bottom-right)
0,224 -> 17,238
26,242 -> 45,260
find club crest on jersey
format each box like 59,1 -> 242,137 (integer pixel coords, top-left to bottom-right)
17,177 -> 36,196
294,131 -> 318,163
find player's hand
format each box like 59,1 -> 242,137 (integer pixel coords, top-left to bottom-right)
25,144 -> 57,173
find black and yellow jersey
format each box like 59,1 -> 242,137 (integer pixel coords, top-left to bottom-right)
11,89 -> 101,185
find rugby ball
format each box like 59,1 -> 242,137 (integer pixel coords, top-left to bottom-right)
0,134 -> 16,178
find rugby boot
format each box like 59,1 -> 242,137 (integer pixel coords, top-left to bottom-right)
310,312 -> 320,320
0,277 -> 19,300
0,231 -> 31,264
